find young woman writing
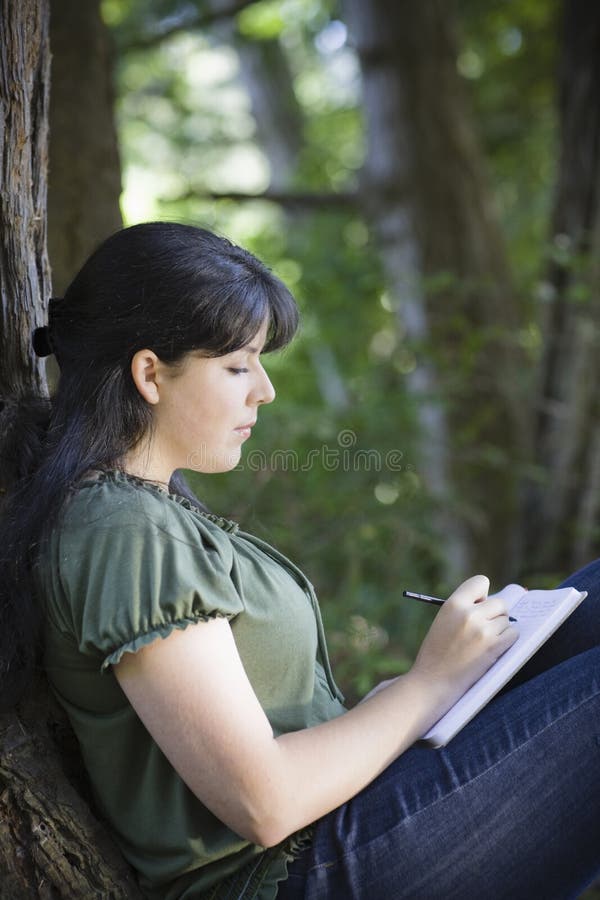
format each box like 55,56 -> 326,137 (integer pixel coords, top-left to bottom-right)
1,222 -> 599,899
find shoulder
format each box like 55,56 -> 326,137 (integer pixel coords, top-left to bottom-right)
62,471 -> 172,528
60,471 -> 218,548
48,473 -> 244,656
50,474 -> 233,600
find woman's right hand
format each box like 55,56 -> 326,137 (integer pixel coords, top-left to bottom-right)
409,575 -> 519,707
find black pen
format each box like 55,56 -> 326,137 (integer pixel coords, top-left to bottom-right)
403,590 -> 517,622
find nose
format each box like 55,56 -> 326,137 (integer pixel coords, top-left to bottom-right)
254,365 -> 276,406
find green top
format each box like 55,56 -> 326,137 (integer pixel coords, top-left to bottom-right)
38,469 -> 346,899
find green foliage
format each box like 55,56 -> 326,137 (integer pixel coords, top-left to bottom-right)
238,1 -> 285,39
103,0 -> 566,697
458,0 -> 560,295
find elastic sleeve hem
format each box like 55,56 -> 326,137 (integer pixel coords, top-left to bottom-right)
101,610 -> 235,672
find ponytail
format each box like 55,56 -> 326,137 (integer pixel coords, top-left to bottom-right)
0,394 -> 53,489
0,392 -> 54,709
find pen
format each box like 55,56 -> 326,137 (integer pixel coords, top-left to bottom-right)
403,590 -> 517,622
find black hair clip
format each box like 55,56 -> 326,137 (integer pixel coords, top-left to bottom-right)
32,297 -> 63,358
32,325 -> 55,358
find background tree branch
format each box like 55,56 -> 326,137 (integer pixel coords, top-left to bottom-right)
167,188 -> 359,209
124,0 -> 261,52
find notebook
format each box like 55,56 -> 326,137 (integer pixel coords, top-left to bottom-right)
421,584 -> 587,748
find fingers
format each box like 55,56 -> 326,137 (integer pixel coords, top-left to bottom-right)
447,574 -> 490,606
444,576 -> 519,659
447,576 -> 513,624
499,622 -> 519,649
481,620 -> 519,666
413,573 -> 521,700
477,595 -> 512,622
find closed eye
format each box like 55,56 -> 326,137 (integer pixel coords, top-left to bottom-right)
227,367 -> 249,375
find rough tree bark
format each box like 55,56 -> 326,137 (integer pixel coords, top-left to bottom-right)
0,683 -> 143,899
525,0 -> 600,574
343,0 -> 526,582
0,0 -> 51,396
48,0 -> 123,295
0,1 -> 141,895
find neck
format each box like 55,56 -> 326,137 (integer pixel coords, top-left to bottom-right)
120,445 -> 174,492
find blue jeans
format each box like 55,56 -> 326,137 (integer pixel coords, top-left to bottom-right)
278,561 -> 600,899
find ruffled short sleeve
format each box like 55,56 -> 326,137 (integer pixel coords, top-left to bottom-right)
56,481 -> 244,671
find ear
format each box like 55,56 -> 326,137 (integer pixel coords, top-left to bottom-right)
130,349 -> 161,405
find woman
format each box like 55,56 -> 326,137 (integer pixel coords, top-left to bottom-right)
1,222 -> 599,900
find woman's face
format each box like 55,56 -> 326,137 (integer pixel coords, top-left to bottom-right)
151,320 -> 276,475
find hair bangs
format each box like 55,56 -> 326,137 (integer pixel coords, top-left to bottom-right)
262,277 -> 300,353
187,273 -> 299,358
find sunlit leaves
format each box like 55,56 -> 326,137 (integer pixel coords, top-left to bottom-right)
102,0 -> 565,695
238,0 -> 284,39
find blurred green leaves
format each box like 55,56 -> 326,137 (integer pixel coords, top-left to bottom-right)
102,0 -> 566,699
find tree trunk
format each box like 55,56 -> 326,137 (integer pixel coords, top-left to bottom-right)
0,682 -> 143,899
47,0 -> 122,296
207,0 -> 303,192
343,0 -> 526,582
524,0 -> 600,574
0,0 -> 50,397
231,31 -> 304,192
0,1 -> 141,895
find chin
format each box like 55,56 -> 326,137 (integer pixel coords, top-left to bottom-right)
214,460 -> 241,474
185,447 -> 242,472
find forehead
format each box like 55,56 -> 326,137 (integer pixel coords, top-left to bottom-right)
243,319 -> 270,353
186,319 -> 270,364
218,318 -> 271,355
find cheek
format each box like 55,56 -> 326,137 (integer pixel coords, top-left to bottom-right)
179,394 -> 229,437
162,394 -> 207,444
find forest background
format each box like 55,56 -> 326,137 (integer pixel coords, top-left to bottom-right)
78,0 -> 598,700
1,0 -> 600,894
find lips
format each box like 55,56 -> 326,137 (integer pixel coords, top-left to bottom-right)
234,421 -> 256,438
